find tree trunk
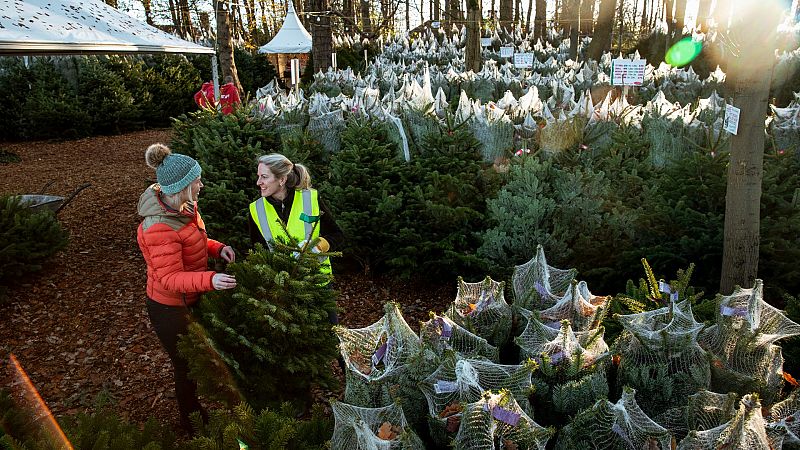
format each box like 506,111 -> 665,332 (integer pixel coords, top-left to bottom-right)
258,0 -> 269,35
563,0 -> 579,58
580,0 -> 594,34
465,0 -> 483,72
639,0 -> 647,33
433,0 -> 440,19
105,0 -> 118,8
243,0 -> 257,46
406,0 -> 411,31
696,0 -> 711,32
311,0 -> 333,72
168,0 -> 182,36
616,0 -> 623,53
180,0 -> 195,39
673,0 -> 686,35
215,0 -> 242,92
500,0 -> 513,28
665,0 -> 674,35
586,0 -> 616,59
514,0 -> 520,26
361,0 -> 372,33
533,0 -> 546,39
713,0 -> 732,31
141,0 -> 154,25
719,2 -> 782,294
525,0 -> 534,31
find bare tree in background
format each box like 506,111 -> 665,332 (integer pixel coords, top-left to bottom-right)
500,0 -> 513,28
586,0 -> 615,59
465,0 -> 482,71
533,0 -> 545,39
309,0 -> 333,72
215,0 -> 242,92
719,1 -> 784,294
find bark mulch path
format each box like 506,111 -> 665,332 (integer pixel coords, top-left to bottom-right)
0,130 -> 455,434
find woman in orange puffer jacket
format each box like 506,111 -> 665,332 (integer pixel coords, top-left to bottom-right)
137,143 -> 236,433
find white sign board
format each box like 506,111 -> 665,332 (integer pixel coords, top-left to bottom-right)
481,37 -> 492,47
500,46 -> 514,57
290,58 -> 300,86
724,104 -> 741,135
611,59 -> 646,86
331,52 -> 337,70
513,53 -> 534,69
431,21 -> 441,28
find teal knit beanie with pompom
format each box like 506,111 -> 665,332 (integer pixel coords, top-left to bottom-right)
145,143 -> 201,195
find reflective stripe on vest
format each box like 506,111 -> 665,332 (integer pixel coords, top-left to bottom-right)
249,189 -> 331,276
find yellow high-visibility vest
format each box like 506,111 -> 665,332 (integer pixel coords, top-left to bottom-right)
249,188 -> 332,276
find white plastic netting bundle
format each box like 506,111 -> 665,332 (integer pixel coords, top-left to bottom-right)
516,318 -> 610,414
555,387 -> 674,449
418,314 -> 499,362
538,280 -> 609,332
615,300 -> 710,416
472,109 -> 515,162
538,116 -> 586,155
767,389 -> 800,447
419,355 -> 537,447
336,303 -> 423,409
306,109 -> 345,154
446,276 -> 513,347
331,401 -> 425,450
677,394 -> 782,450
454,390 -> 554,450
699,279 -> 800,402
511,245 -> 576,312
654,390 -> 738,441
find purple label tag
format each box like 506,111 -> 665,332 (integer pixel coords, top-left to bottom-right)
721,306 -> 748,317
434,380 -> 459,394
372,342 -> 388,366
440,319 -> 452,339
549,351 -> 564,365
670,291 -> 679,301
492,406 -> 521,426
658,281 -> 672,294
544,321 -> 561,329
534,281 -> 548,297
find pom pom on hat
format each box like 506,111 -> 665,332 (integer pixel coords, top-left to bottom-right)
145,143 -> 201,195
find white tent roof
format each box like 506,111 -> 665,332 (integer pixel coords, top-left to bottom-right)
0,0 -> 214,55
258,0 -> 312,54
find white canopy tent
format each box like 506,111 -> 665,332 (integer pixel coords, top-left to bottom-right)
257,0 -> 312,54
0,0 -> 214,55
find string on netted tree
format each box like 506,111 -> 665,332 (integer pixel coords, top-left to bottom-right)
331,401 -> 425,450
538,280 -> 610,331
699,279 -> 800,403
445,276 -> 513,347
419,354 -> 538,447
615,299 -> 711,417
418,313 -> 499,363
515,318 -> 610,415
555,387 -> 674,449
454,390 -> 554,450
335,302 -> 427,424
511,244 -> 576,312
676,394 -> 783,450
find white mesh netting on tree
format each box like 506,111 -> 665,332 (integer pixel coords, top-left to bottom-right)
767,389 -> 800,448
555,387 -> 674,450
512,244 -> 576,312
446,276 -> 513,347
653,390 -> 738,441
538,280 -> 610,332
454,390 -> 554,450
615,299 -> 711,416
306,109 -> 345,154
336,302 -> 423,410
418,355 -> 537,447
676,394 -> 783,450
699,279 -> 800,402
418,314 -> 499,362
516,318 -> 610,414
331,401 -> 425,450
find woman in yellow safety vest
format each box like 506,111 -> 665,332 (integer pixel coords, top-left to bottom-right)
248,153 -> 343,322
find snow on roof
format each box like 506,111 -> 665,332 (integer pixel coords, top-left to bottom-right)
258,0 -> 311,54
0,0 -> 214,55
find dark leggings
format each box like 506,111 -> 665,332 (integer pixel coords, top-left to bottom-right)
146,298 -> 203,430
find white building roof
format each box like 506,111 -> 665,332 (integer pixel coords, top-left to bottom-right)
257,0 -> 311,54
0,0 -> 214,55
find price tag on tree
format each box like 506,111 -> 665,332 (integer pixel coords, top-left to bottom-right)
723,104 -> 740,135
500,46 -> 514,57
431,21 -> 441,28
434,380 -> 459,394
481,37 -> 492,47
513,53 -> 534,69
610,59 -> 646,86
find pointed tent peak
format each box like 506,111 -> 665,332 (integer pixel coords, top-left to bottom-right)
257,0 -> 312,54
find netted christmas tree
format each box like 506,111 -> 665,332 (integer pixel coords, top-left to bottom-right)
654,390 -> 739,440
615,299 -> 711,417
538,280 -> 610,331
335,303 -> 426,423
179,241 -> 339,410
677,394 -> 782,450
511,245 -> 577,312
766,389 -> 800,448
515,318 -> 610,416
330,401 -> 425,450
454,390 -> 554,450
418,314 -> 499,363
445,276 -> 513,347
699,279 -> 800,403
419,354 -> 537,446
555,387 -> 674,450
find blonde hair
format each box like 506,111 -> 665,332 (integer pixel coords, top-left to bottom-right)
257,154 -> 311,190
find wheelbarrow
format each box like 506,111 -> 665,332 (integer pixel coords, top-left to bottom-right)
15,182 -> 91,215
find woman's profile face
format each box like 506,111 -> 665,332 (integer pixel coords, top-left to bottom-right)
256,163 -> 286,198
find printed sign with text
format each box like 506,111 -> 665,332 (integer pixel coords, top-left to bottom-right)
724,104 -> 741,135
500,46 -> 514,57
513,53 -> 534,69
611,59 -> 646,86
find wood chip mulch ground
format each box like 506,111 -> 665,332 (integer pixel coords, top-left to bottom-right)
0,129 -> 455,434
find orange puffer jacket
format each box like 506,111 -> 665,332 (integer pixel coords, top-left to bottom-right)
137,185 -> 225,306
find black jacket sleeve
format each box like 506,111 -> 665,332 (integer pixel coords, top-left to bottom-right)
319,197 -> 344,252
